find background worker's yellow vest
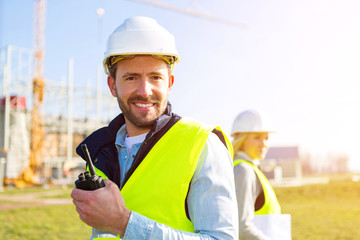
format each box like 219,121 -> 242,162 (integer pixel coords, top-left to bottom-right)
233,160 -> 281,215
119,118 -> 232,232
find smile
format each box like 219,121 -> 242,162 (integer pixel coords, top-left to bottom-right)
134,102 -> 154,108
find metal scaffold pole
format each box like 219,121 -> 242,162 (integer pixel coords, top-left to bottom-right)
2,47 -> 11,152
96,63 -> 102,124
1,47 -> 11,189
67,58 -> 74,164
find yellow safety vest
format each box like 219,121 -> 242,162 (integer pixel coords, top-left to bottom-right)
233,159 -> 281,215
92,118 -> 232,239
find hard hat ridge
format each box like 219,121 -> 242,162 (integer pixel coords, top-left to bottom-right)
120,16 -> 164,30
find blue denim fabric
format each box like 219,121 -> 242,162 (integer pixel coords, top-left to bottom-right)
111,125 -> 238,240
115,124 -> 143,189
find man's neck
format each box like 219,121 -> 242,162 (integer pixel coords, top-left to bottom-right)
125,120 -> 152,137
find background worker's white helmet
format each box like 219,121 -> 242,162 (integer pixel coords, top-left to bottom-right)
103,16 -> 180,75
231,109 -> 274,136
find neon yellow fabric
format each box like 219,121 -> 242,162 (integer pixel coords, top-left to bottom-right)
120,118 -> 218,232
233,160 -> 281,215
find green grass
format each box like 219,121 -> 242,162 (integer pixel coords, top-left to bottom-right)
40,189 -> 73,199
0,204 -> 92,240
275,176 -> 360,240
0,174 -> 359,239
0,185 -> 71,196
0,185 -> 91,239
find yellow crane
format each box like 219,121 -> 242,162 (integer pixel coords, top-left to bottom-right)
18,0 -> 46,185
129,0 -> 246,28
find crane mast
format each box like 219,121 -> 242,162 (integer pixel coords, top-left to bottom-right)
26,0 -> 46,182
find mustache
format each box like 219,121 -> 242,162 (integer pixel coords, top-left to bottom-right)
128,95 -> 160,103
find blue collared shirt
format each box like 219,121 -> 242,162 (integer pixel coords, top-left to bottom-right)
114,124 -> 238,240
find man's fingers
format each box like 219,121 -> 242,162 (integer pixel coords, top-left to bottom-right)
103,179 -> 120,192
103,178 -> 113,186
71,187 -> 91,201
75,205 -> 84,216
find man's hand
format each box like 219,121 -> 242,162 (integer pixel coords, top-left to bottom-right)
71,179 -> 131,236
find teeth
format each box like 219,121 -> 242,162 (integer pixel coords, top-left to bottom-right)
135,103 -> 153,107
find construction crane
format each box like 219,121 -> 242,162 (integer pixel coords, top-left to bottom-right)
129,0 -> 246,28
20,0 -> 46,185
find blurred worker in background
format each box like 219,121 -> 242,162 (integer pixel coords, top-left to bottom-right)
71,16 -> 238,240
231,109 -> 288,240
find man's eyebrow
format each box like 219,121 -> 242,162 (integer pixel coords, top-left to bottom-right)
148,70 -> 167,75
121,72 -> 141,78
148,71 -> 162,75
121,70 -> 166,78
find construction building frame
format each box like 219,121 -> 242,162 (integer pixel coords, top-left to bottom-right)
0,45 -> 118,186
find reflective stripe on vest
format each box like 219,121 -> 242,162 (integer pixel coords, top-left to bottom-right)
233,159 -> 281,215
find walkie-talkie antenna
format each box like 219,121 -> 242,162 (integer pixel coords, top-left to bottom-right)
81,144 -> 96,176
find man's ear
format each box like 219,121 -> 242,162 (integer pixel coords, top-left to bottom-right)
168,75 -> 174,88
107,75 -> 116,97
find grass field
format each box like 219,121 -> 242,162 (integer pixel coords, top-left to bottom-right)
0,186 -> 92,240
0,174 -> 359,239
275,174 -> 360,240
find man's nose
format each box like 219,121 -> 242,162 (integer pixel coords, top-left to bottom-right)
137,79 -> 152,97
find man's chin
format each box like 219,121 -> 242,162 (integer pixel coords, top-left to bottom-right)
124,107 -> 164,128
135,120 -> 156,129
129,115 -> 157,128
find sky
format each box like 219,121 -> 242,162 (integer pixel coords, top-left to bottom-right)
1,0 -> 360,171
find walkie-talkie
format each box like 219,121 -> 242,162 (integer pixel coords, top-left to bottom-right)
75,144 -> 105,190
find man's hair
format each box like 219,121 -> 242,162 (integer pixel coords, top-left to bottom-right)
109,63 -> 118,79
109,56 -> 172,80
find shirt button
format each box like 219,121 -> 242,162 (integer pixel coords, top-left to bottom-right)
125,156 -> 127,159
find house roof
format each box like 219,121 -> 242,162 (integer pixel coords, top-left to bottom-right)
265,146 -> 299,159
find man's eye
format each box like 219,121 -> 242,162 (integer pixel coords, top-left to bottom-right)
126,77 -> 136,81
152,76 -> 162,80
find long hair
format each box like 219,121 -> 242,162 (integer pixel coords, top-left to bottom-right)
231,132 -> 248,158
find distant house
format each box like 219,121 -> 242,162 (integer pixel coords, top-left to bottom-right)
260,146 -> 302,181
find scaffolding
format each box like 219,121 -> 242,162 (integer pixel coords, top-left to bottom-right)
0,45 -> 119,184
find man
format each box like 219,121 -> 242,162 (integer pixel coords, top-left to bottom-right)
71,16 -> 238,240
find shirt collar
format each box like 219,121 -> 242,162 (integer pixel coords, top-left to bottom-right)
115,124 -> 128,148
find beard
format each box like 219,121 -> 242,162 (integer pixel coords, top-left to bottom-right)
115,91 -> 167,129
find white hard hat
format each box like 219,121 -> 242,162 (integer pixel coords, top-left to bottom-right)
103,16 -> 180,75
231,109 -> 274,136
